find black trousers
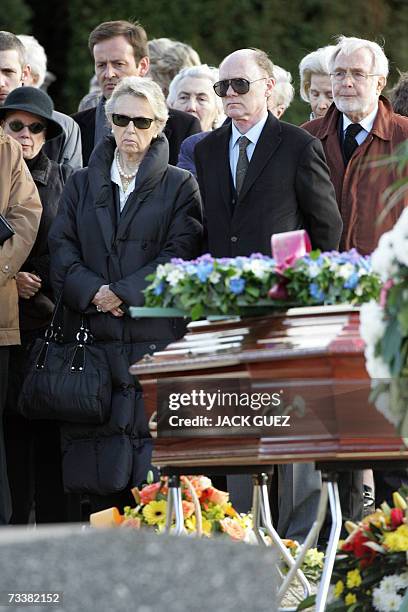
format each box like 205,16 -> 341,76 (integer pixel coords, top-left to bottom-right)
0,346 -> 11,525
4,337 -> 68,524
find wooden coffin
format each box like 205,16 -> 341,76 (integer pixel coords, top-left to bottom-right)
130,305 -> 407,470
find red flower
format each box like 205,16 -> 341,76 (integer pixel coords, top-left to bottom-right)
139,482 -> 161,505
390,507 -> 404,529
342,529 -> 377,568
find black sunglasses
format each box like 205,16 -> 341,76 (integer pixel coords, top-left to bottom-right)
213,77 -> 267,97
111,114 -> 155,129
6,120 -> 46,134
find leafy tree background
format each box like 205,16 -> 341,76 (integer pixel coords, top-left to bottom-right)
1,0 -> 408,124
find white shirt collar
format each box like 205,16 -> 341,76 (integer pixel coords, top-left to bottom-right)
342,102 -> 378,133
231,112 -> 268,148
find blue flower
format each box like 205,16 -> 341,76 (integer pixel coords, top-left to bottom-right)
344,272 -> 359,290
153,282 -> 164,296
196,262 -> 213,282
309,282 -> 325,302
229,277 -> 246,294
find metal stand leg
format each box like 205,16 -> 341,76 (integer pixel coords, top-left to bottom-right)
164,475 -> 185,535
315,478 -> 342,612
252,473 -> 312,612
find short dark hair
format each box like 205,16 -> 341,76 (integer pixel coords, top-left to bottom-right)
389,71 -> 408,117
88,20 -> 148,64
0,31 -> 26,68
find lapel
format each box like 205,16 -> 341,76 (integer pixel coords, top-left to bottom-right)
213,123 -> 234,214
88,137 -> 116,253
115,188 -> 152,241
237,112 -> 282,202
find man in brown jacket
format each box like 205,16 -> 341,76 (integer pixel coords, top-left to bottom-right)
0,127 -> 42,524
303,35 -> 408,256
303,35 -> 408,525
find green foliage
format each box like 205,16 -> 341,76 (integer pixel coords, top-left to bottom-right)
57,0 -> 408,118
0,0 -> 32,33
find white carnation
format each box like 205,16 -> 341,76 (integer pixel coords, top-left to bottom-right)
338,263 -> 355,279
166,267 -> 186,286
364,345 -> 391,379
209,271 -> 221,284
391,209 -> 408,266
360,301 -> 387,346
371,232 -> 397,280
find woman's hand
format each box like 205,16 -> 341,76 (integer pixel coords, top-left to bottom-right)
16,272 -> 42,299
92,284 -> 123,313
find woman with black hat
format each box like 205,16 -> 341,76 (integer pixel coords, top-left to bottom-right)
0,86 -> 73,524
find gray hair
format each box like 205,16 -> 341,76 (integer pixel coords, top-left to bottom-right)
328,35 -> 389,78
269,64 -> 294,111
17,35 -> 47,88
167,64 -> 224,127
147,38 -> 201,96
105,76 -> 169,133
299,45 -> 335,102
389,71 -> 408,117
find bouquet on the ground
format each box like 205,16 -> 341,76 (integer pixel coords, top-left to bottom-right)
360,208 -> 408,434
325,490 -> 408,612
144,250 -> 380,320
90,475 -> 323,582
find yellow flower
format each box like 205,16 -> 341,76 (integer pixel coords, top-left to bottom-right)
346,569 -> 362,589
383,524 -> 408,551
334,580 -> 344,598
142,500 -> 167,525
345,593 -> 357,606
185,515 -> 213,536
304,548 -> 324,569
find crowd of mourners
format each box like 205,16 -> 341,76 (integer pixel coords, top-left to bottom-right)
1,21 -> 408,544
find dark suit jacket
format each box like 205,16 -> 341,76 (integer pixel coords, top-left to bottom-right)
72,106 -> 201,166
194,112 -> 343,257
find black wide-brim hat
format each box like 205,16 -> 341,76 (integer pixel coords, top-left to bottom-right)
0,86 -> 63,141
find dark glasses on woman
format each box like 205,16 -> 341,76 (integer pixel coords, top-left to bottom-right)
111,114 -> 155,129
6,120 -> 46,134
213,77 -> 267,97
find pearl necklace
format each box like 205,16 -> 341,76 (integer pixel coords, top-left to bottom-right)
115,149 -> 139,190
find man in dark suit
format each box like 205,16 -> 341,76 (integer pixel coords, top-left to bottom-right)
195,48 -> 343,543
73,20 -> 200,166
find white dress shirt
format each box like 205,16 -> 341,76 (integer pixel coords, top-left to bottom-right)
342,103 -> 378,146
229,112 -> 268,187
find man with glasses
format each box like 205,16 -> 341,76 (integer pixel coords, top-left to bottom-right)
73,20 -> 200,166
194,48 -> 342,543
303,35 -> 408,527
303,35 -> 408,256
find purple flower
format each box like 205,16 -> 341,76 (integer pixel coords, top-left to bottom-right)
229,277 -> 246,294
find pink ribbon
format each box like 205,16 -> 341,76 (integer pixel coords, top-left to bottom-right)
268,230 -> 312,300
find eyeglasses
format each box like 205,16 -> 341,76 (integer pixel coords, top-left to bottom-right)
6,120 -> 46,134
330,70 -> 380,83
111,114 -> 155,129
213,77 -> 267,97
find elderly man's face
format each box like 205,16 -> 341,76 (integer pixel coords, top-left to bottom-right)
218,53 -> 272,128
94,35 -> 149,99
0,50 -> 25,105
332,48 -> 385,120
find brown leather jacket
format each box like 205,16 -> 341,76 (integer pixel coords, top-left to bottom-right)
0,129 -> 42,345
302,96 -> 408,255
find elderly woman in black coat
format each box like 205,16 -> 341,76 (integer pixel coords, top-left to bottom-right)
0,86 -> 73,523
48,76 -> 202,512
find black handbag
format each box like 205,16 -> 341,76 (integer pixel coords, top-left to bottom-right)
18,295 -> 112,423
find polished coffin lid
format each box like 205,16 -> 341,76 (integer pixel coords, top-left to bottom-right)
130,305 -> 407,467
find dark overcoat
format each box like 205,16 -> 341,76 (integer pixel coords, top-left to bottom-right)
194,111 -> 343,256
48,134 -> 202,494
